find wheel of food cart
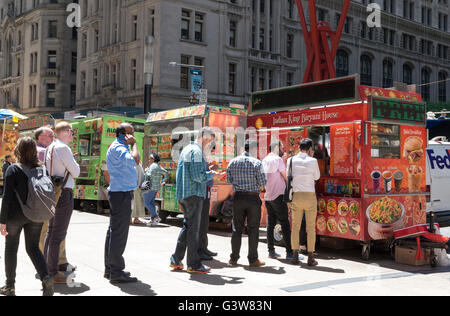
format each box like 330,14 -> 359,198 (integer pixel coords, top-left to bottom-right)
361,242 -> 371,261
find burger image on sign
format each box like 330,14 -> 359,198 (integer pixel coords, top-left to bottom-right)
404,136 -> 424,163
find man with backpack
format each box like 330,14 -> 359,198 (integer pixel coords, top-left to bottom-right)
44,122 -> 80,284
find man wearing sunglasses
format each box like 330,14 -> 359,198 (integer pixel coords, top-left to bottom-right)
44,122 -> 80,284
36,126 -> 76,276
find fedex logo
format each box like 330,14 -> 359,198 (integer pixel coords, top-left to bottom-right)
427,149 -> 450,170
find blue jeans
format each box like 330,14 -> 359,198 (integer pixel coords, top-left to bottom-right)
143,190 -> 158,219
171,196 -> 204,269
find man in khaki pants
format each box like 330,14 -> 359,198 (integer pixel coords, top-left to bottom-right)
35,126 -> 75,273
288,138 -> 321,267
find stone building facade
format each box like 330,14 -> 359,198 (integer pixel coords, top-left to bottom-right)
74,0 -> 449,113
0,0 -> 78,116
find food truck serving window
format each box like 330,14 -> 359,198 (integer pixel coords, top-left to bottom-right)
371,123 -> 400,159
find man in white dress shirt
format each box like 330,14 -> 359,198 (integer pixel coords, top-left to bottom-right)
288,138 -> 320,267
44,122 -> 80,283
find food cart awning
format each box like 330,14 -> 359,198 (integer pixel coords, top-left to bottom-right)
0,109 -> 28,120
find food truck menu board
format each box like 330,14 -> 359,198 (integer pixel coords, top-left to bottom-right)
362,97 -> 427,240
330,124 -> 354,177
317,197 -> 364,241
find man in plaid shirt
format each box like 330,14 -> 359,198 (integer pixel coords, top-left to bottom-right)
170,127 -> 215,274
227,139 -> 267,267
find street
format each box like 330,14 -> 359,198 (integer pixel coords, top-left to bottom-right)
0,204 -> 449,297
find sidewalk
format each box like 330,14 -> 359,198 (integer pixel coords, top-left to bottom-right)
0,210 -> 449,296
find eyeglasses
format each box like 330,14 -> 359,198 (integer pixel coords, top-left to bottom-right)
43,133 -> 55,138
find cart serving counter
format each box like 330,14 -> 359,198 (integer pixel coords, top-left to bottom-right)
248,76 -> 428,259
144,105 -> 247,221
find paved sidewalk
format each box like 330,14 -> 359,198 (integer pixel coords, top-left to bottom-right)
0,210 -> 449,296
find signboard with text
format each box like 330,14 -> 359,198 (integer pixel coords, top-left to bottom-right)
369,96 -> 426,126
18,115 -> 53,131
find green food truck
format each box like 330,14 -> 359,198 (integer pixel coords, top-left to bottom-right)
69,115 -> 145,213
143,105 -> 247,222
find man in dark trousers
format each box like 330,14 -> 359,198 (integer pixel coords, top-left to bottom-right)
227,139 -> 267,267
104,123 -> 140,283
2,155 -> 12,181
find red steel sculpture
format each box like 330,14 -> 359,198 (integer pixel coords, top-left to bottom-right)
295,0 -> 351,83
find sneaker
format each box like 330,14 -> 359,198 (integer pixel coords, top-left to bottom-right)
268,251 -> 281,259
0,286 -> 15,296
170,258 -> 184,271
249,259 -> 266,267
42,276 -> 54,297
59,263 -> 77,272
286,252 -> 305,260
187,265 -> 211,274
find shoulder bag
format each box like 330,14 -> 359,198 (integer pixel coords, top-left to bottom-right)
283,157 -> 294,203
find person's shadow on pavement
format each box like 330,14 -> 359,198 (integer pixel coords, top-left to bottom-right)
189,273 -> 244,286
110,280 -> 156,296
53,283 -> 91,295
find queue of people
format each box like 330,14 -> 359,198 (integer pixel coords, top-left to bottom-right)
0,121 -> 322,295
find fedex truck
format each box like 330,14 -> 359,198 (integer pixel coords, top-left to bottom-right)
426,140 -> 450,226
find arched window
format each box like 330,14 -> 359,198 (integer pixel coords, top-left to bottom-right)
438,71 -> 448,102
421,68 -> 431,101
383,59 -> 393,88
403,64 -> 413,85
336,49 -> 349,77
360,55 -> 372,86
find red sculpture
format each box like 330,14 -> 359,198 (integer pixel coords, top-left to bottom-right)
295,0 -> 351,83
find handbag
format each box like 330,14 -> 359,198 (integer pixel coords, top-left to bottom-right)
283,157 -> 294,203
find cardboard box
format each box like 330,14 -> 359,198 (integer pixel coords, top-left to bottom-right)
395,246 -> 430,266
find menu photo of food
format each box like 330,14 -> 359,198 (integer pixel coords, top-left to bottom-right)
347,200 -> 358,216
318,199 -> 326,215
338,200 -> 349,217
316,197 -> 363,240
327,217 -> 337,233
327,200 -> 337,216
316,216 -> 326,233
403,136 -> 424,163
366,196 -> 405,240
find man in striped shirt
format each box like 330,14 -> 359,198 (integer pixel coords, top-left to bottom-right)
227,139 -> 267,267
170,127 -> 215,274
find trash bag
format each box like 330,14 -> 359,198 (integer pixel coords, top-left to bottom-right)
436,249 -> 450,267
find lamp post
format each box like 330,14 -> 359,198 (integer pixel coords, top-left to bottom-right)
144,36 -> 155,114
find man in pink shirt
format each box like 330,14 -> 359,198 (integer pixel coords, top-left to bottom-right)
262,141 -> 296,260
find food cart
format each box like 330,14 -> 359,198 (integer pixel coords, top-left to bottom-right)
144,104 -> 247,221
248,75 -> 428,260
0,123 -> 19,191
69,115 -> 145,213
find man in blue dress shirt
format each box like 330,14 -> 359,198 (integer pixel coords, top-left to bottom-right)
104,123 -> 140,283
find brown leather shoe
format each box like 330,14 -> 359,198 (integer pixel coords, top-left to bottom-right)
228,259 -> 238,266
249,259 -> 265,267
291,250 -> 300,265
307,253 -> 318,267
53,273 -> 73,285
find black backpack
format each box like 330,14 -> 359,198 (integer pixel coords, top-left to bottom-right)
15,164 -> 56,223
